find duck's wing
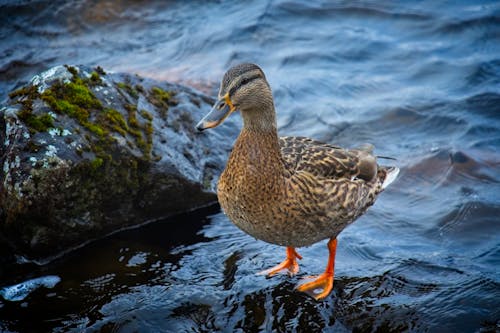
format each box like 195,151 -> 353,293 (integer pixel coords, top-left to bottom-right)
279,136 -> 378,182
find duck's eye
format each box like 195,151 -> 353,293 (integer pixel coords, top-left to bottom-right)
218,102 -> 226,110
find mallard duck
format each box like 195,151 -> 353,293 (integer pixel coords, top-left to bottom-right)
196,63 -> 399,300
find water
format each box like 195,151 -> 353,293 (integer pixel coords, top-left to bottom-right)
1,0 -> 499,331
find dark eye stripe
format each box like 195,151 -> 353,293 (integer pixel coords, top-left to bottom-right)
228,74 -> 261,97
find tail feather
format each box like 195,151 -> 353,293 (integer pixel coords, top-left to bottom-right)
381,166 -> 399,189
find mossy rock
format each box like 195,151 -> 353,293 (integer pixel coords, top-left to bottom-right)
0,65 -> 239,261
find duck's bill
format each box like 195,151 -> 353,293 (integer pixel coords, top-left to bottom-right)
196,95 -> 235,131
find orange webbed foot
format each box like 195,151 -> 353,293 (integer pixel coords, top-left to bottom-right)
258,247 -> 302,276
296,238 -> 337,300
296,272 -> 334,300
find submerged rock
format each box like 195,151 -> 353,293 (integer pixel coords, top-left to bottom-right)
0,275 -> 60,302
0,65 -> 238,261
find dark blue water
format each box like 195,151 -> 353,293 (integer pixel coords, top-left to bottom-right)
1,0 -> 499,332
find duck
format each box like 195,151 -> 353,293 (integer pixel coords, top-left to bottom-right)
196,63 -> 399,300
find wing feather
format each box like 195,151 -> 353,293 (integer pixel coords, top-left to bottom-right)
279,136 -> 377,181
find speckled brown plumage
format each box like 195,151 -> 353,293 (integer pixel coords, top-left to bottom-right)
218,130 -> 393,247
196,63 -> 399,299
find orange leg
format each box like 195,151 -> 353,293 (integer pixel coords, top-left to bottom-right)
296,238 -> 337,300
258,247 -> 302,276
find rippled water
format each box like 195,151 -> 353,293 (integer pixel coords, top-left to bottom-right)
1,0 -> 499,332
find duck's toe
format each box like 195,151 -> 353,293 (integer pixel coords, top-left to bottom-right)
258,247 -> 302,277
296,272 -> 334,300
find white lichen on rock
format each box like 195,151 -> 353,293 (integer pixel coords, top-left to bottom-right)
48,128 -> 59,137
14,155 -> 20,168
2,159 -> 9,175
4,119 -> 13,146
45,145 -> 58,157
48,128 -> 72,137
31,65 -> 73,94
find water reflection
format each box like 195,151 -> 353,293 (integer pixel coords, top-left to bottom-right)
1,205 -> 498,332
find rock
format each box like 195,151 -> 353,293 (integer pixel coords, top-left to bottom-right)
0,65 -> 239,261
0,275 -> 61,302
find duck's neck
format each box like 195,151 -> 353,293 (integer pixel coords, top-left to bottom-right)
234,106 -> 285,176
240,102 -> 280,152
240,105 -> 278,134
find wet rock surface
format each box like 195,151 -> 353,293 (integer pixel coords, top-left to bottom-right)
0,65 -> 238,261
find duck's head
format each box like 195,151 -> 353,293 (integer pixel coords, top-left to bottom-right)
196,63 -> 275,132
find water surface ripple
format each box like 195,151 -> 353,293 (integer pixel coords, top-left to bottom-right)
1,0 -> 499,332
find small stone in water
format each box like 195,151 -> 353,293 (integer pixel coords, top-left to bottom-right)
0,275 -> 61,302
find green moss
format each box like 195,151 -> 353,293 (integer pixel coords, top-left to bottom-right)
85,122 -> 106,137
104,108 -> 128,131
41,79 -> 101,123
104,108 -> 128,136
65,81 -> 102,109
9,84 -> 56,133
10,65 -> 155,163
151,86 -> 171,102
117,82 -> 139,99
140,109 -> 153,121
121,104 -> 153,158
127,127 -> 143,140
136,137 -> 146,150
90,71 -> 102,85
95,66 -> 106,76
144,122 -> 153,136
42,94 -> 86,123
144,121 -> 153,156
125,104 -> 139,128
124,103 -> 136,112
90,157 -> 104,170
9,85 -> 38,100
148,86 -> 175,118
27,113 -> 54,132
128,115 -> 139,129
110,126 -> 126,136
40,69 -> 112,141
65,65 -> 78,76
42,78 -> 107,151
